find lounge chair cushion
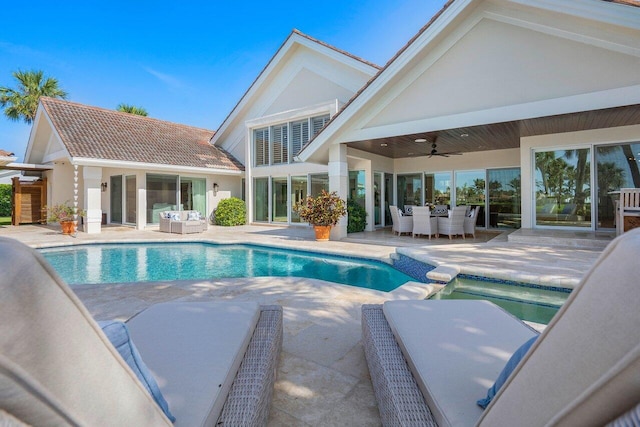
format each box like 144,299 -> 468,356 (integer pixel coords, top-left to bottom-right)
477,335 -> 537,409
383,299 -> 537,427
0,237 -> 171,426
127,301 -> 261,427
478,228 -> 640,427
99,320 -> 175,422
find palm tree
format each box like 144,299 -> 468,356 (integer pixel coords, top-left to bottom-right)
116,103 -> 148,116
0,70 -> 68,124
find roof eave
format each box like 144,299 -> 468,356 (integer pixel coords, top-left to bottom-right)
71,157 -> 244,175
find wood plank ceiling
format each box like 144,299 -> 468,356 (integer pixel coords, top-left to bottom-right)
346,105 -> 640,158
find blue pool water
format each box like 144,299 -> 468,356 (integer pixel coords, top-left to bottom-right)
39,243 -> 413,291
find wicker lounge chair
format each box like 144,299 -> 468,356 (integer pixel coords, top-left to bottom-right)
362,228 -> 640,426
0,237 -> 282,426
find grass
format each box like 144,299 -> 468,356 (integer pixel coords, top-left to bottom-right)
0,217 -> 11,226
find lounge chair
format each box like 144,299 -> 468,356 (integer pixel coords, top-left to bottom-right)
390,205 -> 413,236
0,237 -> 282,426
362,228 -> 640,426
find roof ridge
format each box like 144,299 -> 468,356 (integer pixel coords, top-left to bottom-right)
39,97 -> 216,134
291,29 -> 382,70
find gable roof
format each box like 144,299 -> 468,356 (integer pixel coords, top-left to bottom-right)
210,29 -> 380,147
39,97 -> 243,172
298,0 -> 640,162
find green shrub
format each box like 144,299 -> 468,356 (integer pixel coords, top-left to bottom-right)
214,197 -> 246,226
0,184 -> 11,217
347,199 -> 367,233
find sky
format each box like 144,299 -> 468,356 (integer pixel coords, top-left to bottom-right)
0,0 -> 447,162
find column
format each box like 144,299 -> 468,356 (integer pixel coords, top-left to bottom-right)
328,143 -> 348,239
82,166 -> 102,234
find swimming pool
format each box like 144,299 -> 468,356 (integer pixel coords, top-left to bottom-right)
39,242 -> 413,292
429,277 -> 571,324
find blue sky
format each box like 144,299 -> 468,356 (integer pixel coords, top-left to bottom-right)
1,1 -> 446,161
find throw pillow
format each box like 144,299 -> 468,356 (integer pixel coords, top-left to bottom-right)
468,209 -> 475,218
99,320 -> 176,422
187,211 -> 200,221
477,335 -> 538,409
447,209 -> 452,218
170,212 -> 181,221
398,209 -> 404,217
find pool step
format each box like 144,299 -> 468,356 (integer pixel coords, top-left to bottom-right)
426,265 -> 460,283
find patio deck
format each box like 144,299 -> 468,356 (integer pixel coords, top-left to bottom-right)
0,223 -> 606,426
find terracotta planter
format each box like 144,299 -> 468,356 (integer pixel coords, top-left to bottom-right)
313,225 -> 332,241
60,220 -> 77,235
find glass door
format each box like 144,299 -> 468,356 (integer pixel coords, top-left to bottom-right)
455,170 -> 486,227
384,173 -> 393,227
534,148 -> 591,228
271,177 -> 288,223
110,175 -> 122,224
374,172 -> 382,227
290,176 -> 307,223
487,168 -> 521,229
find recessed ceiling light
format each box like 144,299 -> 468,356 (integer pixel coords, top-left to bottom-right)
460,133 -> 469,137
380,143 -> 388,147
414,138 -> 427,143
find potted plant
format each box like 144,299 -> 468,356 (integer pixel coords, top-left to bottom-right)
47,202 -> 85,235
293,190 -> 347,241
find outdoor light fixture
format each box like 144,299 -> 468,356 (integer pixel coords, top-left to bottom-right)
414,138 -> 427,143
213,182 -> 219,195
101,182 -> 108,192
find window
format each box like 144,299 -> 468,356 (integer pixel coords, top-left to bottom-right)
146,174 -> 178,223
291,119 -> 309,161
271,124 -> 288,165
254,128 -> 268,166
310,173 -> 329,197
254,178 -> 269,222
311,114 -> 330,136
272,177 -> 288,222
535,148 -> 591,228
290,176 -> 307,223
397,174 -> 422,207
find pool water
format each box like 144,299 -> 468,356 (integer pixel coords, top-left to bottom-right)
39,243 -> 413,292
429,277 -> 571,324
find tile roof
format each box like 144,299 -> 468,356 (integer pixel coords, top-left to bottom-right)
0,149 -> 15,157
40,97 -> 243,172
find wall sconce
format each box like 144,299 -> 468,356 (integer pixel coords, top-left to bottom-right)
213,183 -> 219,195
101,182 -> 108,192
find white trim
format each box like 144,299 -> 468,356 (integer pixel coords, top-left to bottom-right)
245,100 -> 338,129
342,85 -> 640,143
70,157 -> 244,176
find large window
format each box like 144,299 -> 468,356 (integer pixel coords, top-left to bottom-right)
488,168 -> 521,229
535,148 -> 591,228
180,177 -> 206,216
310,173 -> 329,197
110,175 -> 123,224
596,142 -> 640,229
455,170 -> 485,227
425,172 -> 451,206
397,174 -> 422,208
272,177 -> 288,222
253,113 -> 330,167
291,176 -> 307,223
146,174 -> 178,224
349,170 -> 365,208
254,178 -> 269,222
271,124 -> 288,165
254,128 -> 269,167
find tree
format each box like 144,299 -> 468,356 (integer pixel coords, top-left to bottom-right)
117,103 -> 148,116
0,70 -> 67,123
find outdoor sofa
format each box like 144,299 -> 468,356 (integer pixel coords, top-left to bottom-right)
362,227 -> 640,426
159,210 -> 208,234
0,237 -> 282,426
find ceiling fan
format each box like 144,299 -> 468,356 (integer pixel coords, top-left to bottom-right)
418,137 -> 462,158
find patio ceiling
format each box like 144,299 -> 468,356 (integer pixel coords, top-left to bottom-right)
346,104 -> 640,158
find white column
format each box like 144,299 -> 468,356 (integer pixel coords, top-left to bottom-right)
82,166 -> 102,234
328,143 -> 348,239
245,127 -> 254,223
137,172 -> 146,230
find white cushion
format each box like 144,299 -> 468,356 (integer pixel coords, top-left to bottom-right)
0,237 -> 170,426
383,300 -> 536,427
127,301 -> 260,427
479,227 -> 640,426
